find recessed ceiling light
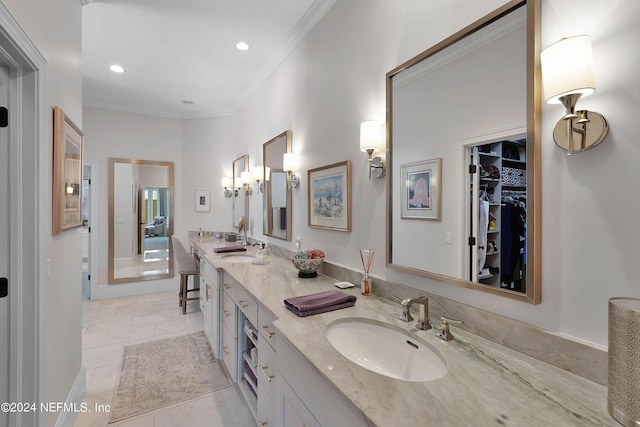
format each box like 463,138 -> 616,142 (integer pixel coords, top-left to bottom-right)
109,64 -> 125,73
236,42 -> 250,51
182,100 -> 196,105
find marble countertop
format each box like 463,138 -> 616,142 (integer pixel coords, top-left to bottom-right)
192,238 -> 616,427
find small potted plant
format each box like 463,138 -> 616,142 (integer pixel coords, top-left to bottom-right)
292,249 -> 325,278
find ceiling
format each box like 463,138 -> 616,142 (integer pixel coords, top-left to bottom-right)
81,0 -> 334,118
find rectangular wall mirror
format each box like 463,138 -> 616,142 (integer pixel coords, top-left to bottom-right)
263,130 -> 292,240
108,158 -> 174,284
386,0 -> 540,304
232,155 -> 249,227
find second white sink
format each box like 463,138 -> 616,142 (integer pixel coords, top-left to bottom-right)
326,318 -> 447,382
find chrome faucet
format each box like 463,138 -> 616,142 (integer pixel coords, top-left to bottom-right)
435,316 -> 464,341
400,296 -> 431,331
237,216 -> 248,246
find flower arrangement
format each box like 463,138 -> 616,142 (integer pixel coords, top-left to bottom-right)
292,249 -> 325,278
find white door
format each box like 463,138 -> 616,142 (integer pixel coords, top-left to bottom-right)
0,62 -> 10,427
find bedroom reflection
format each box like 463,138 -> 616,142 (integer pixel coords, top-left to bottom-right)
109,158 -> 174,284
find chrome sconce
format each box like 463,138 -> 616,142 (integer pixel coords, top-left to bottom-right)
282,153 -> 299,189
221,176 -> 233,198
254,165 -> 270,193
541,35 -> 609,155
360,120 -> 386,178
241,171 -> 253,195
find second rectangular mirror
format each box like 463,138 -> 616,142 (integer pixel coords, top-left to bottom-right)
263,130 -> 292,240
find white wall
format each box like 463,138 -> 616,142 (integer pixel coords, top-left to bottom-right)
194,0 -> 638,348
83,107 -> 183,297
2,0 -> 83,425
92,0 -> 639,350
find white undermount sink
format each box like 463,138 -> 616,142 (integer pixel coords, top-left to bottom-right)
220,253 -> 254,263
326,318 -> 447,382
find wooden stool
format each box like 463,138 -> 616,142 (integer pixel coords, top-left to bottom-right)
171,236 -> 199,314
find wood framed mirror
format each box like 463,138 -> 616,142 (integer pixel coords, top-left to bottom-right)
263,130 -> 292,240
232,155 -> 249,227
108,158 -> 174,284
386,0 -> 541,304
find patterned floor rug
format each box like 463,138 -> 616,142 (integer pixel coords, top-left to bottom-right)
108,331 -> 229,423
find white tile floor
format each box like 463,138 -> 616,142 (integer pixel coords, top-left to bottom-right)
73,291 -> 253,427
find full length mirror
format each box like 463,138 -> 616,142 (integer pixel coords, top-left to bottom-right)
108,158 -> 174,284
232,155 -> 249,227
263,130 -> 292,240
386,0 -> 540,303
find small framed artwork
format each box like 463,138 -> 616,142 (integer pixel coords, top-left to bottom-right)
195,189 -> 211,212
400,158 -> 442,220
52,106 -> 84,235
308,160 -> 352,232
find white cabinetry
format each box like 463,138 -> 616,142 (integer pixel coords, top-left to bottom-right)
202,260 -> 221,358
221,275 -> 238,382
276,336 -> 369,427
257,305 -> 277,426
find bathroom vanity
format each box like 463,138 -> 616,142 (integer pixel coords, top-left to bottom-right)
191,237 -> 616,427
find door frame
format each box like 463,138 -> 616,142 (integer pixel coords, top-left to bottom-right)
0,3 -> 48,426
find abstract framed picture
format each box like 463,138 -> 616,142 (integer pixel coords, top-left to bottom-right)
195,189 -> 211,212
308,160 -> 351,232
52,106 -> 84,235
400,158 -> 442,220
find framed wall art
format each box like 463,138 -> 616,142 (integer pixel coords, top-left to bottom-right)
308,160 -> 351,232
400,158 -> 442,220
52,106 -> 84,235
195,189 -> 211,212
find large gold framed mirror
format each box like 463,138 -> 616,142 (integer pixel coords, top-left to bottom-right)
386,0 -> 541,304
108,158 -> 174,284
263,130 -> 292,240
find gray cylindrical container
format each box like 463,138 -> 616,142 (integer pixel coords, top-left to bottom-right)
608,297 -> 640,426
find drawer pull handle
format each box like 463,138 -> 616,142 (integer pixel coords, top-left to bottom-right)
259,422 -> 268,427
205,284 -> 210,301
238,300 -> 249,309
223,310 -> 230,318
224,284 -> 231,290
259,365 -> 275,383
223,346 -> 230,356
261,325 -> 275,338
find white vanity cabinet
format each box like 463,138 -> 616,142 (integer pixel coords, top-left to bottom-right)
257,305 -> 277,426
276,336 -> 369,427
221,275 -> 238,382
200,259 -> 221,358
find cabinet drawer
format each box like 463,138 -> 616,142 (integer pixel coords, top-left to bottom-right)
258,304 -> 277,349
235,285 -> 258,326
222,292 -> 237,337
221,320 -> 237,382
258,334 -> 277,400
222,274 -> 236,301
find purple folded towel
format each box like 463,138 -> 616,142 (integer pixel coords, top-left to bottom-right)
284,290 -> 356,317
214,245 -> 247,253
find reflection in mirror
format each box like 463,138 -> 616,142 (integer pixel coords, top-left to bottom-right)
386,0 -> 540,303
263,131 -> 292,240
232,155 -> 249,227
108,158 -> 174,284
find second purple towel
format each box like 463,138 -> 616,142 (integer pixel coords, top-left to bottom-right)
284,290 -> 356,317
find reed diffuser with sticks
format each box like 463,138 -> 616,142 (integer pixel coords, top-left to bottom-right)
359,249 -> 374,296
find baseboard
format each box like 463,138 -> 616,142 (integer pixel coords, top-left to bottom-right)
53,366 -> 86,427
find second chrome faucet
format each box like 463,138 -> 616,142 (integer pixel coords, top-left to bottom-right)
400,296 -> 431,331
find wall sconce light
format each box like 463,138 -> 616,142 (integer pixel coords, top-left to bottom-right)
360,120 -> 386,178
254,165 -> 270,193
282,152 -> 299,189
221,176 -> 233,198
241,170 -> 253,195
541,35 -> 608,155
